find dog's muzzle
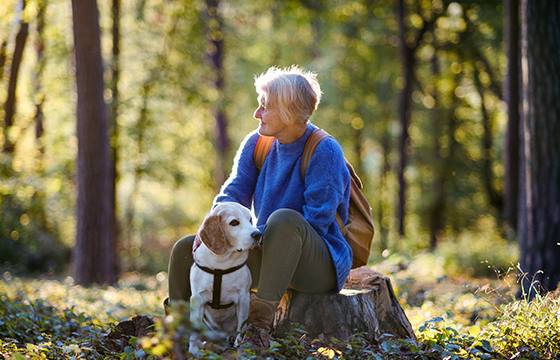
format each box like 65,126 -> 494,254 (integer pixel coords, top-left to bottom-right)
252,231 -> 262,245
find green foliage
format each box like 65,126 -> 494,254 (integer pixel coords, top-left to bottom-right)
0,273 -> 165,359
485,290 -> 560,358
0,155 -> 70,275
1,0 -> 512,277
416,290 -> 560,360
1,267 -> 559,360
0,293 -> 107,359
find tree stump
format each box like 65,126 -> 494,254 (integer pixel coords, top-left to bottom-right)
272,267 -> 416,343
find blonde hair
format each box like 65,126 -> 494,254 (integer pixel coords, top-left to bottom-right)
254,65 -> 322,125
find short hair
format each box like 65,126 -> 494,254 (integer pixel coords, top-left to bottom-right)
254,65 -> 322,125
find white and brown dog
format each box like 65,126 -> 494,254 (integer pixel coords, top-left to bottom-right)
188,202 -> 262,354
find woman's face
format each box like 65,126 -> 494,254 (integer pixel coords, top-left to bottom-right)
253,97 -> 288,139
254,94 -> 307,144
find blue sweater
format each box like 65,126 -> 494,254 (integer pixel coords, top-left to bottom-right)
214,123 -> 352,292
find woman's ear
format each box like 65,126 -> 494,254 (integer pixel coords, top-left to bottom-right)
198,215 -> 228,255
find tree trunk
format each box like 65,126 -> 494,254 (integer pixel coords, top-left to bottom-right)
124,80 -> 151,271
3,0 -> 29,153
71,0 -> 116,286
273,268 -> 416,343
0,40 -> 7,90
518,0 -> 560,298
396,0 -> 413,237
205,0 -> 229,189
474,66 -> 503,212
503,0 -> 520,231
302,0 -> 323,60
429,54 -> 444,250
395,1 -> 432,237
33,0 -> 46,156
110,0 -> 121,275
378,133 -> 391,252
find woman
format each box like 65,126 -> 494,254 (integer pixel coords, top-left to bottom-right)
167,65 -> 352,348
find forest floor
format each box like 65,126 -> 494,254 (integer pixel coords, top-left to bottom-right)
0,253 -> 558,359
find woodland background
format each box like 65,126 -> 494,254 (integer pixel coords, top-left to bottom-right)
0,0 -> 558,296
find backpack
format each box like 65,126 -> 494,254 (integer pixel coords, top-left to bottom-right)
253,128 -> 375,268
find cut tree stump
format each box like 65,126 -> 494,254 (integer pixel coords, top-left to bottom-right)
272,267 -> 416,343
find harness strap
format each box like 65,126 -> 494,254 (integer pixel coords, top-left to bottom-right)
194,261 -> 247,310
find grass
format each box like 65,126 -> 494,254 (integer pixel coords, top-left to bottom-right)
0,256 -> 559,359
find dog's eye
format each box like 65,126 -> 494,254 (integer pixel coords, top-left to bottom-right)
229,219 -> 240,226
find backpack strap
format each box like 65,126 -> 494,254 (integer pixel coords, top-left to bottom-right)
253,135 -> 275,173
301,128 -> 331,182
300,129 -> 347,229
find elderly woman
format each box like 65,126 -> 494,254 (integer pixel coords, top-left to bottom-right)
167,66 -> 352,348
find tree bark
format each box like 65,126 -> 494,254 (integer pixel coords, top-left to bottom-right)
3,0 -> 29,153
205,0 -> 229,189
0,40 -> 7,89
396,0 -> 413,237
33,0 -> 46,155
71,0 -> 116,286
395,0 -> 432,237
110,0 -> 121,275
273,268 -> 416,343
429,54 -> 444,250
518,0 -> 560,298
379,133 -> 391,252
474,66 -> 503,212
503,0 -> 520,231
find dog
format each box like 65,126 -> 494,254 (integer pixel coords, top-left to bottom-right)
188,202 -> 262,354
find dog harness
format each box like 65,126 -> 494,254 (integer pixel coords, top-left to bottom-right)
193,235 -> 247,310
194,261 -> 247,310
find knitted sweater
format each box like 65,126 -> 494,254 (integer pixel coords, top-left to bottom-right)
214,123 -> 352,292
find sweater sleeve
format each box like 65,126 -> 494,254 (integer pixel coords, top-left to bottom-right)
302,137 -> 350,236
214,130 -> 260,209
303,136 -> 353,291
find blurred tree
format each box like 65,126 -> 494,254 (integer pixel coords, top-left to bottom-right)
473,64 -> 503,212
396,0 -> 413,238
205,0 -> 230,188
408,1 -> 505,249
503,0 -> 520,231
71,0 -> 116,285
300,0 -> 324,60
109,0 -> 121,273
33,0 -> 47,156
518,0 -> 560,297
428,53 -> 444,250
0,0 -> 513,275
2,0 -> 29,153
395,0 -> 433,236
0,40 -> 7,81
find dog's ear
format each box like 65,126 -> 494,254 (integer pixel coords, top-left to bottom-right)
198,214 -> 229,255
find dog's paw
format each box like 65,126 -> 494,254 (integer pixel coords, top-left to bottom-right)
188,342 -> 202,355
233,333 -> 243,348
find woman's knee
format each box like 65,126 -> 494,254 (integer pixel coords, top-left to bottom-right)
170,235 -> 195,261
263,209 -> 307,249
266,208 -> 305,230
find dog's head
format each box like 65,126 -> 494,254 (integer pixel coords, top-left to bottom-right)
198,202 -> 262,256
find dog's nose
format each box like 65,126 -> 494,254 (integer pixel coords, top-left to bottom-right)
252,231 -> 262,244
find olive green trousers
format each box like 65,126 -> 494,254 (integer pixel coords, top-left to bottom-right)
167,209 -> 337,302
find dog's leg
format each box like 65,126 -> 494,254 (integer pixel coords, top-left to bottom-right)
234,291 -> 251,347
188,295 -> 205,354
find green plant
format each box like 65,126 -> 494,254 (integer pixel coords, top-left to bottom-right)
483,289 -> 560,359
0,295 -> 109,359
2,267 -> 560,360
